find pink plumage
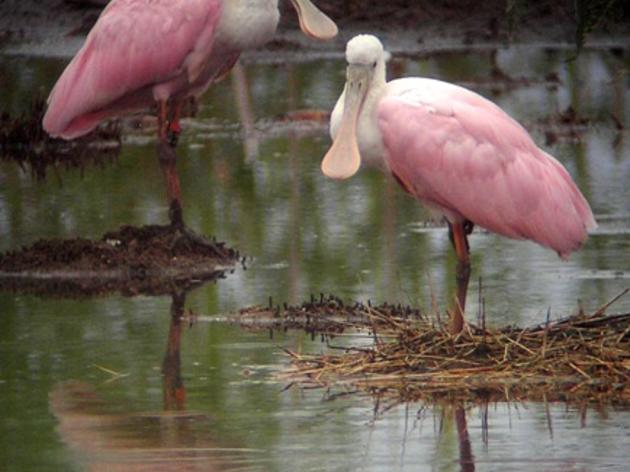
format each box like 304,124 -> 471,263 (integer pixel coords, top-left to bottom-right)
43,0 -> 223,139
322,34 -> 596,331
377,78 -> 597,259
43,0 -> 338,141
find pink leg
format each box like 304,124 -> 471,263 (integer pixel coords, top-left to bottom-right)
157,142 -> 183,228
157,99 -> 183,226
449,222 -> 471,334
167,100 -> 183,147
157,99 -> 169,142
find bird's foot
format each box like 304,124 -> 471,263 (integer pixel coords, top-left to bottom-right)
448,305 -> 466,335
168,224 -> 231,261
164,202 -> 237,261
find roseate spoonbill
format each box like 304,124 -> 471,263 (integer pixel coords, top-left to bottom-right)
321,35 -> 597,333
43,0 -> 337,228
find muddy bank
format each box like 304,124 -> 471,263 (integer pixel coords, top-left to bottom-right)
1,0 -> 628,57
0,224 -> 241,297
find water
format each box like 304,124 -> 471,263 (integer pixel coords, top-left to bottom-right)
1,38 -> 630,471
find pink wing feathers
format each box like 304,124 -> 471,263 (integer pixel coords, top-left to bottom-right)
43,0 -> 222,139
378,78 -> 596,258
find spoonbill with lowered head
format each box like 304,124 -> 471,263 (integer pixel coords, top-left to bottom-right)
321,35 -> 596,333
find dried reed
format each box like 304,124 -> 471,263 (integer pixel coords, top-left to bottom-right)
260,290 -> 630,405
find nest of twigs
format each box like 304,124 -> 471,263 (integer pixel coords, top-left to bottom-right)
264,290 -> 630,406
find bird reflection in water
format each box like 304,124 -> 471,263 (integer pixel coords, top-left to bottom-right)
48,290 -> 255,471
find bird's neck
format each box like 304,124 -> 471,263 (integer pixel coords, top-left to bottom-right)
357,67 -> 388,169
215,0 -> 280,51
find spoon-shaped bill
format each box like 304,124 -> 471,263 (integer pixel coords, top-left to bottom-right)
290,0 -> 338,40
321,65 -> 372,180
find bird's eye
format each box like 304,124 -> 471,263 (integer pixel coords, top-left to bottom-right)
372,61 -> 377,68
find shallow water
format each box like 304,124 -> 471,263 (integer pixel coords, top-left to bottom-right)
1,40 -> 630,471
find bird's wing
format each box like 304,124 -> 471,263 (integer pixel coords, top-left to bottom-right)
43,0 -> 221,138
377,78 -> 595,257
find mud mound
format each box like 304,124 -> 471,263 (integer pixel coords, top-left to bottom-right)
0,224 -> 241,297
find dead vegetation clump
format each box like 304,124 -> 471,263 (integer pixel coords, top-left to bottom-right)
258,292 -> 630,405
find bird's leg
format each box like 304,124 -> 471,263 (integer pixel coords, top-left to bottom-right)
167,100 -> 183,147
156,142 -> 225,256
158,99 -> 169,142
448,221 -> 471,334
157,141 -> 184,231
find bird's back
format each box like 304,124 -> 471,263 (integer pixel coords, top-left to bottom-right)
378,77 -> 596,258
43,0 -> 221,139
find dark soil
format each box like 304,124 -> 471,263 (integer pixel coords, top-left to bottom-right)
0,224 -> 241,297
286,0 -> 630,46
